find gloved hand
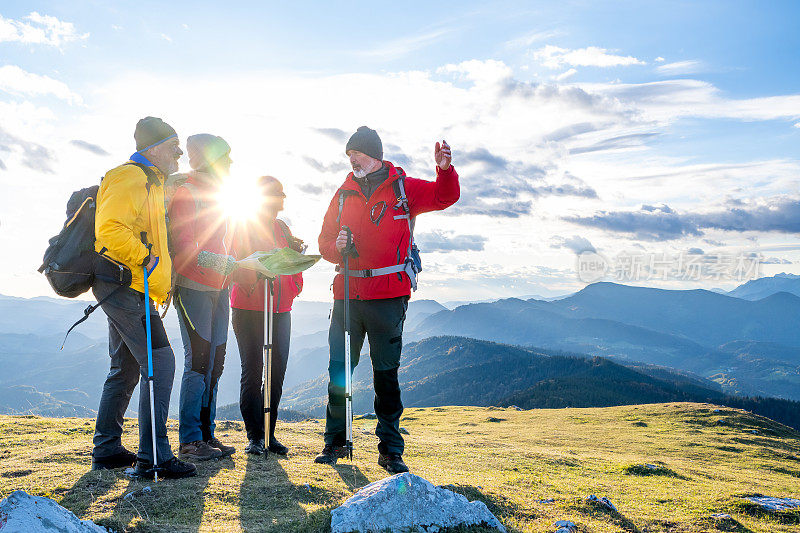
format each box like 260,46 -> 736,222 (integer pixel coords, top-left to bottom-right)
197,251 -> 238,276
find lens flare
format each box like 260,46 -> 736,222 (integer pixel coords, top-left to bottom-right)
218,174 -> 263,223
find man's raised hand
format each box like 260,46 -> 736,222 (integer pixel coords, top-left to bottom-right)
435,140 -> 451,171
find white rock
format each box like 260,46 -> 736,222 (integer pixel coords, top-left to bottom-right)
0,490 -> 108,532
711,513 -> 731,519
554,519 -> 577,532
330,473 -> 506,533
745,496 -> 800,511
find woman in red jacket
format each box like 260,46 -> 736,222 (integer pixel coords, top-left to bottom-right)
230,176 -> 303,455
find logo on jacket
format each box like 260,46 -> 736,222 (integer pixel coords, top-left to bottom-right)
370,201 -> 388,225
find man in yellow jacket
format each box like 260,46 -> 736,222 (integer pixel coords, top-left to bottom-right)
91,117 -> 196,479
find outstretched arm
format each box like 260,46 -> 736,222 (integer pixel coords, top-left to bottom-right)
405,140 -> 460,217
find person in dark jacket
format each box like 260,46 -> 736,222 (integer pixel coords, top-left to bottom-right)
315,126 -> 459,473
231,176 -> 304,455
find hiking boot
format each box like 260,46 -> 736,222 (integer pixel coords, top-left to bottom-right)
314,444 -> 349,465
244,439 -> 265,455
178,440 -> 223,462
91,448 -> 137,470
268,436 -> 289,456
378,453 -> 409,474
206,436 -> 235,457
134,457 -> 197,480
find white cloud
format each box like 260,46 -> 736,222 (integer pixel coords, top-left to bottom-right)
532,45 -> 646,69
554,68 -> 577,81
656,60 -> 704,75
3,56 -> 800,300
438,59 -> 513,85
655,56 -> 665,62
356,27 -> 453,59
0,12 -> 88,47
505,29 -> 562,49
161,33 -> 172,42
584,79 -> 800,122
0,65 -> 82,104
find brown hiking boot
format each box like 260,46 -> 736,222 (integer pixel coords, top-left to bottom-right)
206,436 -> 235,457
178,440 -> 223,462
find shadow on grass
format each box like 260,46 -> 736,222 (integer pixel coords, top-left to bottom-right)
570,498 -> 641,533
239,453 -> 338,533
332,462 -> 370,492
437,483 -> 525,533
694,515 -> 755,533
621,463 -> 689,480
60,456 -> 229,532
59,468 -> 125,520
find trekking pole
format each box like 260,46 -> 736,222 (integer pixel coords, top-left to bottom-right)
341,226 -> 357,461
262,277 -> 274,457
141,233 -> 160,482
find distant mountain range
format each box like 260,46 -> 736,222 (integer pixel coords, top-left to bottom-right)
727,272 -> 800,300
0,295 -> 450,417
410,282 -> 800,400
282,336 -> 800,430
1,273 -> 799,421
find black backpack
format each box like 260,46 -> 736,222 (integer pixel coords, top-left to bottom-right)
39,162 -> 155,297
39,163 -> 155,347
38,185 -> 101,298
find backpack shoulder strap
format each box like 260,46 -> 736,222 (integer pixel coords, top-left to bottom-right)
336,189 -> 358,224
180,181 -> 202,213
392,171 -> 415,236
276,218 -> 291,241
125,162 -> 159,192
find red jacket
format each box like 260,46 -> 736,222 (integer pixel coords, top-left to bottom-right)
230,217 -> 303,312
168,171 -> 233,290
319,161 -> 460,300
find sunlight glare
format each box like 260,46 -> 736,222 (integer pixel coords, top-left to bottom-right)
219,174 -> 263,223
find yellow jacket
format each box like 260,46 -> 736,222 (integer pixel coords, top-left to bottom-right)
94,162 -> 172,305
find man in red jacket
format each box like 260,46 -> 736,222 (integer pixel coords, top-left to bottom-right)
316,126 -> 459,473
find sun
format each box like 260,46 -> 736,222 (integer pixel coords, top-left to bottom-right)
218,174 -> 263,223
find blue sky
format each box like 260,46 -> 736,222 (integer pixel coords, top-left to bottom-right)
1,1 -> 799,302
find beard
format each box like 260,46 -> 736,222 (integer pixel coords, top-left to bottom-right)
353,167 -> 368,179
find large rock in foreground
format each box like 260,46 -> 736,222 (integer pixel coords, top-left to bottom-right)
0,490 -> 107,532
330,473 -> 506,533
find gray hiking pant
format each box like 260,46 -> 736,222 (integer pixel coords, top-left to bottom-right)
92,279 -> 176,465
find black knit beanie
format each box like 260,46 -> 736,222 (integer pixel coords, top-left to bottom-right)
345,126 -> 383,161
135,116 -> 177,151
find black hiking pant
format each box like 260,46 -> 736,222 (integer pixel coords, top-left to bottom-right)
232,308 -> 291,442
324,296 -> 408,455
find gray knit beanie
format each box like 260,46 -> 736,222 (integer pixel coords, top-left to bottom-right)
187,134 -> 231,170
345,126 -> 383,161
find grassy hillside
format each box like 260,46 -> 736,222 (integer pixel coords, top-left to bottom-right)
1,403 -> 799,532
